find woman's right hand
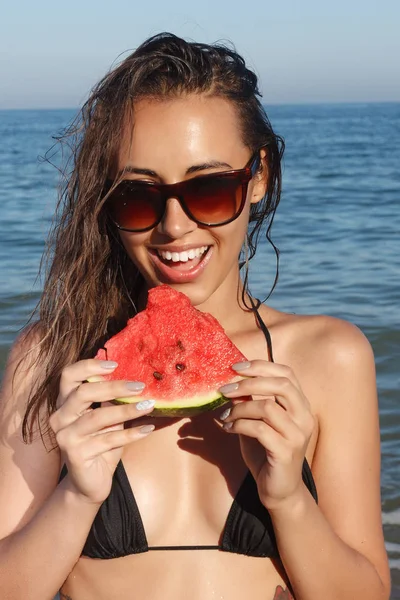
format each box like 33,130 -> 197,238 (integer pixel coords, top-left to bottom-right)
49,359 -> 155,504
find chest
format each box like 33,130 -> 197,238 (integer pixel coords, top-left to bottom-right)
121,416 -> 249,545
121,322 -> 319,543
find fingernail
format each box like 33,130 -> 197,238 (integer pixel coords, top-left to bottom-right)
139,424 -> 155,435
100,360 -> 118,369
232,361 -> 251,371
220,407 -> 231,421
126,381 -> 145,391
223,422 -> 233,430
136,399 -> 156,411
219,382 -> 239,394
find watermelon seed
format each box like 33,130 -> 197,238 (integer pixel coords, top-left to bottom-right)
177,340 -> 185,351
175,363 -> 186,371
153,371 -> 163,380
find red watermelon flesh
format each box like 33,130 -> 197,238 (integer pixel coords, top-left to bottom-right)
93,285 -> 247,417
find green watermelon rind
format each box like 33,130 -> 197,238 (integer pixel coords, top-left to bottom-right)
86,376 -> 231,417
87,372 -> 250,417
113,392 -> 229,417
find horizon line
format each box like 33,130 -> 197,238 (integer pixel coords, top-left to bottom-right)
0,100 -> 399,112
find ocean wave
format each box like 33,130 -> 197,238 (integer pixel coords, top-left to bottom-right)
383,510 -> 400,526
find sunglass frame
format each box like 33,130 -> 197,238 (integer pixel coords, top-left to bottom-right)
105,151 -> 261,232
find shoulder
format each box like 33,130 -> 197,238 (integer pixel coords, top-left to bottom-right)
0,320 -> 57,455
0,324 -> 61,536
5,322 -> 42,362
2,322 -> 43,379
261,307 -> 376,412
264,305 -> 373,368
298,315 -> 376,405
0,322 -> 46,425
294,313 -> 374,367
299,314 -> 375,384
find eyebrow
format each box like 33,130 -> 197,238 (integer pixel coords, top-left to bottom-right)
120,160 -> 233,178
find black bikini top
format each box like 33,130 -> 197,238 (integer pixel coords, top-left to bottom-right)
60,300 -> 318,560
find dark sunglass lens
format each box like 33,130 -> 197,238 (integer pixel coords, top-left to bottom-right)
108,183 -> 163,231
186,175 -> 243,224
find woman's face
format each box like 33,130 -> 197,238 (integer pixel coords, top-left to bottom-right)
114,94 -> 266,307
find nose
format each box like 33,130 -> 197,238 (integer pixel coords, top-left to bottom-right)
157,197 -> 198,238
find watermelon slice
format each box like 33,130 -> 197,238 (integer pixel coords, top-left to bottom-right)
92,285 -> 247,417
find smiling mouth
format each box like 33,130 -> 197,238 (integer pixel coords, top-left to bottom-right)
156,245 -> 209,264
149,245 -> 212,278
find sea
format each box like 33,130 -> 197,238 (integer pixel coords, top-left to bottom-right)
0,103 -> 399,598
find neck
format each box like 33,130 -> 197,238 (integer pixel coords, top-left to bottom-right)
196,280 -> 254,334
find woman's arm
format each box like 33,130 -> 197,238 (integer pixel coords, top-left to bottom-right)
0,334 -> 103,600
220,318 -> 391,600
269,320 -> 391,600
0,480 -> 102,600
0,332 -> 155,600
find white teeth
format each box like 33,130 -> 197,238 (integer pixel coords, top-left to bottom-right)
179,251 -> 189,262
157,246 -> 208,262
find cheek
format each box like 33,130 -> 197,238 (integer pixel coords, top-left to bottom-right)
119,232 -> 148,264
217,205 -> 250,258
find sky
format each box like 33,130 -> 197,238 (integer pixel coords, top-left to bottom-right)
1,0 -> 399,109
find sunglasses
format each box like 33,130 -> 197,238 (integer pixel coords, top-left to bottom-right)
105,151 -> 261,232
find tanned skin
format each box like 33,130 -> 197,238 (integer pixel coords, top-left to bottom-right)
274,585 -> 294,599
59,587 -> 293,600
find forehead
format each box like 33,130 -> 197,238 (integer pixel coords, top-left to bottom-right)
117,95 -> 247,169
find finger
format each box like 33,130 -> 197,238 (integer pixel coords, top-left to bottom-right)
80,424 -> 155,458
223,417 -> 288,456
72,400 -> 156,436
220,376 -> 307,417
58,359 -> 119,403
232,360 -> 301,388
222,398 -> 303,441
51,379 -> 146,433
55,401 -> 155,451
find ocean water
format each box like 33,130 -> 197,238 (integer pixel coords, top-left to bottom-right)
0,103 -> 399,597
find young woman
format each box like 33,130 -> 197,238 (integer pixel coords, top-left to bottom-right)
0,33 -> 391,600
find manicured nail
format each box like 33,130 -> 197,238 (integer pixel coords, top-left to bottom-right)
223,422 -> 233,430
219,382 -> 239,394
136,399 -> 156,411
232,361 -> 251,371
126,381 -> 145,391
100,360 -> 118,369
220,407 -> 231,421
139,424 -> 155,435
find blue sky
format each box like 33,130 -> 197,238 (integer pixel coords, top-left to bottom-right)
1,0 -> 399,109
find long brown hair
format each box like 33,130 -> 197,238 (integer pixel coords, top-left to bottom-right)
21,32 -> 284,441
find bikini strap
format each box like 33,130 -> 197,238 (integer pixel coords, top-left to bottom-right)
248,296 -> 274,363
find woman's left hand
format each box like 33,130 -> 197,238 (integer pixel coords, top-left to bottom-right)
218,360 -> 315,511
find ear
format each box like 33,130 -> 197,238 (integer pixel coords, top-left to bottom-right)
250,148 -> 269,205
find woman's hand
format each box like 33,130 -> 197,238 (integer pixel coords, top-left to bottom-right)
218,360 -> 315,511
49,359 -> 155,505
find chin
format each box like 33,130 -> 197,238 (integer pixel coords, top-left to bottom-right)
143,278 -> 217,309
132,253 -> 228,309
171,284 -> 210,306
